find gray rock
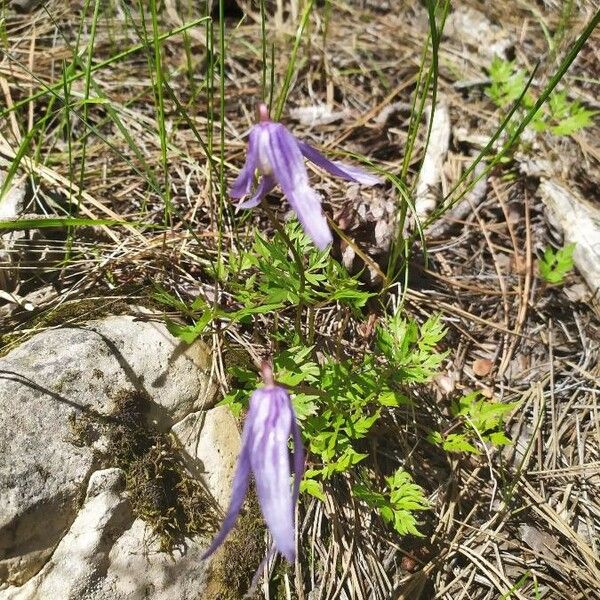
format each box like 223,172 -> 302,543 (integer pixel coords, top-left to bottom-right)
0,315 -> 218,587
102,519 -> 209,600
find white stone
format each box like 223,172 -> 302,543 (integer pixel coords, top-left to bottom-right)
173,405 -> 241,511
3,469 -> 131,599
2,470 -> 212,600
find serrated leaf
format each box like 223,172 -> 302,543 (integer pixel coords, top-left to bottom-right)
300,478 -> 326,501
487,431 -> 512,446
442,433 -> 480,454
378,390 -> 409,407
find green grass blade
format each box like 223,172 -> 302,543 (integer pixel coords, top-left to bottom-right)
274,0 -> 315,120
0,217 -> 126,231
149,0 -> 171,225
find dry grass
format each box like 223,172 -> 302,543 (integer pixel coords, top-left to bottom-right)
0,0 -> 599,598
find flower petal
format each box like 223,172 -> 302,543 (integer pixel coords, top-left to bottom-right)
230,126 -> 260,199
249,386 -> 296,562
261,124 -> 333,250
298,141 -> 382,186
236,175 -> 276,209
202,426 -> 252,559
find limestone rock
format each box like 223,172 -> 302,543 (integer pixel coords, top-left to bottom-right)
102,519 -> 209,600
539,178 -> 600,295
0,315 -> 217,587
3,468 -> 131,599
445,7 -> 513,60
173,405 -> 241,511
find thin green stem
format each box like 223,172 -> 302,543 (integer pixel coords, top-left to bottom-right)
274,0 -> 314,120
149,0 -> 171,225
77,0 -> 100,211
263,204 -> 306,339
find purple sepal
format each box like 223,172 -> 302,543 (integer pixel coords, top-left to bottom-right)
228,104 -> 382,250
263,124 -> 333,250
250,385 -> 296,561
230,128 -> 259,199
298,141 -> 383,186
236,174 -> 276,209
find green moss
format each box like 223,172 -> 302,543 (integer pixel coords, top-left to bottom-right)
67,412 -> 99,447
203,489 -> 266,600
70,389 -> 217,552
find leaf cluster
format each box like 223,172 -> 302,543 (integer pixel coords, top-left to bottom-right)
538,243 -> 575,284
353,469 -> 429,537
428,391 -> 518,454
222,311 -> 446,536
153,221 -> 373,343
486,56 -> 596,138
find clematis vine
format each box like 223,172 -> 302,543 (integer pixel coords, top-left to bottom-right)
230,103 -> 382,250
202,362 -> 304,563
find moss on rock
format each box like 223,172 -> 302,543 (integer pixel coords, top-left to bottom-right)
70,389 -> 217,552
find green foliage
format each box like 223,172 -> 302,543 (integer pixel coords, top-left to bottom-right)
486,56 -> 528,108
353,469 -> 429,536
242,222 -> 372,312
428,391 -> 517,454
486,56 -> 596,138
221,310 -> 446,524
376,311 -> 447,383
152,289 -> 215,344
158,224 -> 447,539
538,243 -> 575,284
544,92 -> 596,136
427,431 -> 480,454
154,222 -> 373,345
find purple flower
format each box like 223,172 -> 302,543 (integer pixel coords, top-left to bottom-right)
230,103 -> 382,250
202,364 -> 304,563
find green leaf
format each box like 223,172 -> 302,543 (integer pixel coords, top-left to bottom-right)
393,510 -> 424,537
442,433 -> 480,454
354,470 -> 428,537
376,312 -> 447,383
353,484 -> 386,507
166,312 -> 212,344
486,56 -> 530,107
539,243 -> 575,284
378,389 -> 409,407
487,431 -> 512,446
550,110 -> 596,135
300,478 -> 326,501
292,393 -> 319,420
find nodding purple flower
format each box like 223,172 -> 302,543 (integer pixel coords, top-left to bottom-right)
230,103 -> 382,250
202,363 -> 304,563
